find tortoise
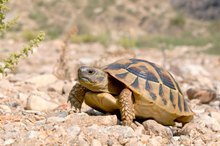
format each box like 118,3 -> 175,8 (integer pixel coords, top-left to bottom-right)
68,58 -> 194,126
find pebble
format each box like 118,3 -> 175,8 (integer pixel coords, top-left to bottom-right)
26,93 -> 58,111
77,136 -> 89,146
0,105 -> 11,113
4,139 -> 15,145
148,136 -> 163,146
200,114 -> 220,132
210,111 -> 220,123
25,74 -> 57,87
91,139 -> 102,146
66,125 -> 81,139
0,93 -> 6,99
143,120 -> 173,138
47,116 -> 66,123
27,131 -> 39,139
187,88 -> 217,104
18,93 -> 29,105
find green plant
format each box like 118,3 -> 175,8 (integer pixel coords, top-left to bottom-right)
117,36 -> 138,48
0,31 -> 45,75
0,0 -> 18,34
0,0 -> 45,75
170,13 -> 185,27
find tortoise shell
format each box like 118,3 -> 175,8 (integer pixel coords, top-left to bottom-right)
104,58 -> 194,125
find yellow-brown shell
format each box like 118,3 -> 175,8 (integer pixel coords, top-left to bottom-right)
104,58 -> 193,124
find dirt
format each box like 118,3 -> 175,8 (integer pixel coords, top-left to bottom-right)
0,39 -> 220,145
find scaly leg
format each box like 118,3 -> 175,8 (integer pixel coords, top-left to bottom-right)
67,83 -> 88,112
118,88 -> 135,126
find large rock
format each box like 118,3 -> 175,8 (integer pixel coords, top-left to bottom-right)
26,92 -> 58,111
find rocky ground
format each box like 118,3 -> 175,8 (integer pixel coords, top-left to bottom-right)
0,40 -> 220,145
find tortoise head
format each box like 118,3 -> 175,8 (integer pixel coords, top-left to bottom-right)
78,66 -> 108,92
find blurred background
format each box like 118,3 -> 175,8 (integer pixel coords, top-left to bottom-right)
4,0 -> 220,54
0,1 -> 220,145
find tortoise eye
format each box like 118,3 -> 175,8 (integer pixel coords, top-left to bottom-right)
88,69 -> 95,75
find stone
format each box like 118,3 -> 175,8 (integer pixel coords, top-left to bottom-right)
0,93 -> 6,99
91,139 -> 102,146
25,74 -> 57,88
87,125 -> 135,144
47,116 -> 66,123
199,114 -> 220,132
66,125 -> 81,139
179,135 -> 191,146
17,93 -> 29,105
143,120 -> 173,139
0,105 -> 11,113
148,136 -> 163,146
187,88 -> 217,104
77,136 -> 89,146
210,111 -> 220,123
140,135 -> 150,145
4,139 -> 15,145
26,92 -> 58,111
27,131 -> 40,139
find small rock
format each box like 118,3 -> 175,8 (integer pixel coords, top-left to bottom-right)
87,125 -> 135,144
179,135 -> 191,146
66,125 -> 81,139
143,120 -> 173,139
0,93 -> 6,99
18,93 -> 29,105
187,88 -> 216,104
200,114 -> 220,132
126,138 -> 139,146
25,74 -> 57,88
77,136 -> 89,146
134,124 -> 145,136
27,131 -> 39,139
107,139 -> 114,146
0,105 -> 11,113
148,136 -> 163,146
193,138 -> 205,145
172,136 -> 180,141
4,139 -> 14,145
140,135 -> 150,144
47,116 -> 66,123
26,93 -> 58,111
210,111 -> 220,123
91,139 -> 102,146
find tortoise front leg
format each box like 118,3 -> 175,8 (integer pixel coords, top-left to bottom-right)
119,88 -> 135,126
67,82 -> 88,112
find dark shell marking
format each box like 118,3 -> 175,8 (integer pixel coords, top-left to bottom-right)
105,58 -> 190,114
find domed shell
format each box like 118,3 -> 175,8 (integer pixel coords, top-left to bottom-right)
104,58 -> 193,123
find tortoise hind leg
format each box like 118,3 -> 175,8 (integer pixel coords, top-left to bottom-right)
119,88 -> 135,126
68,83 -> 88,112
